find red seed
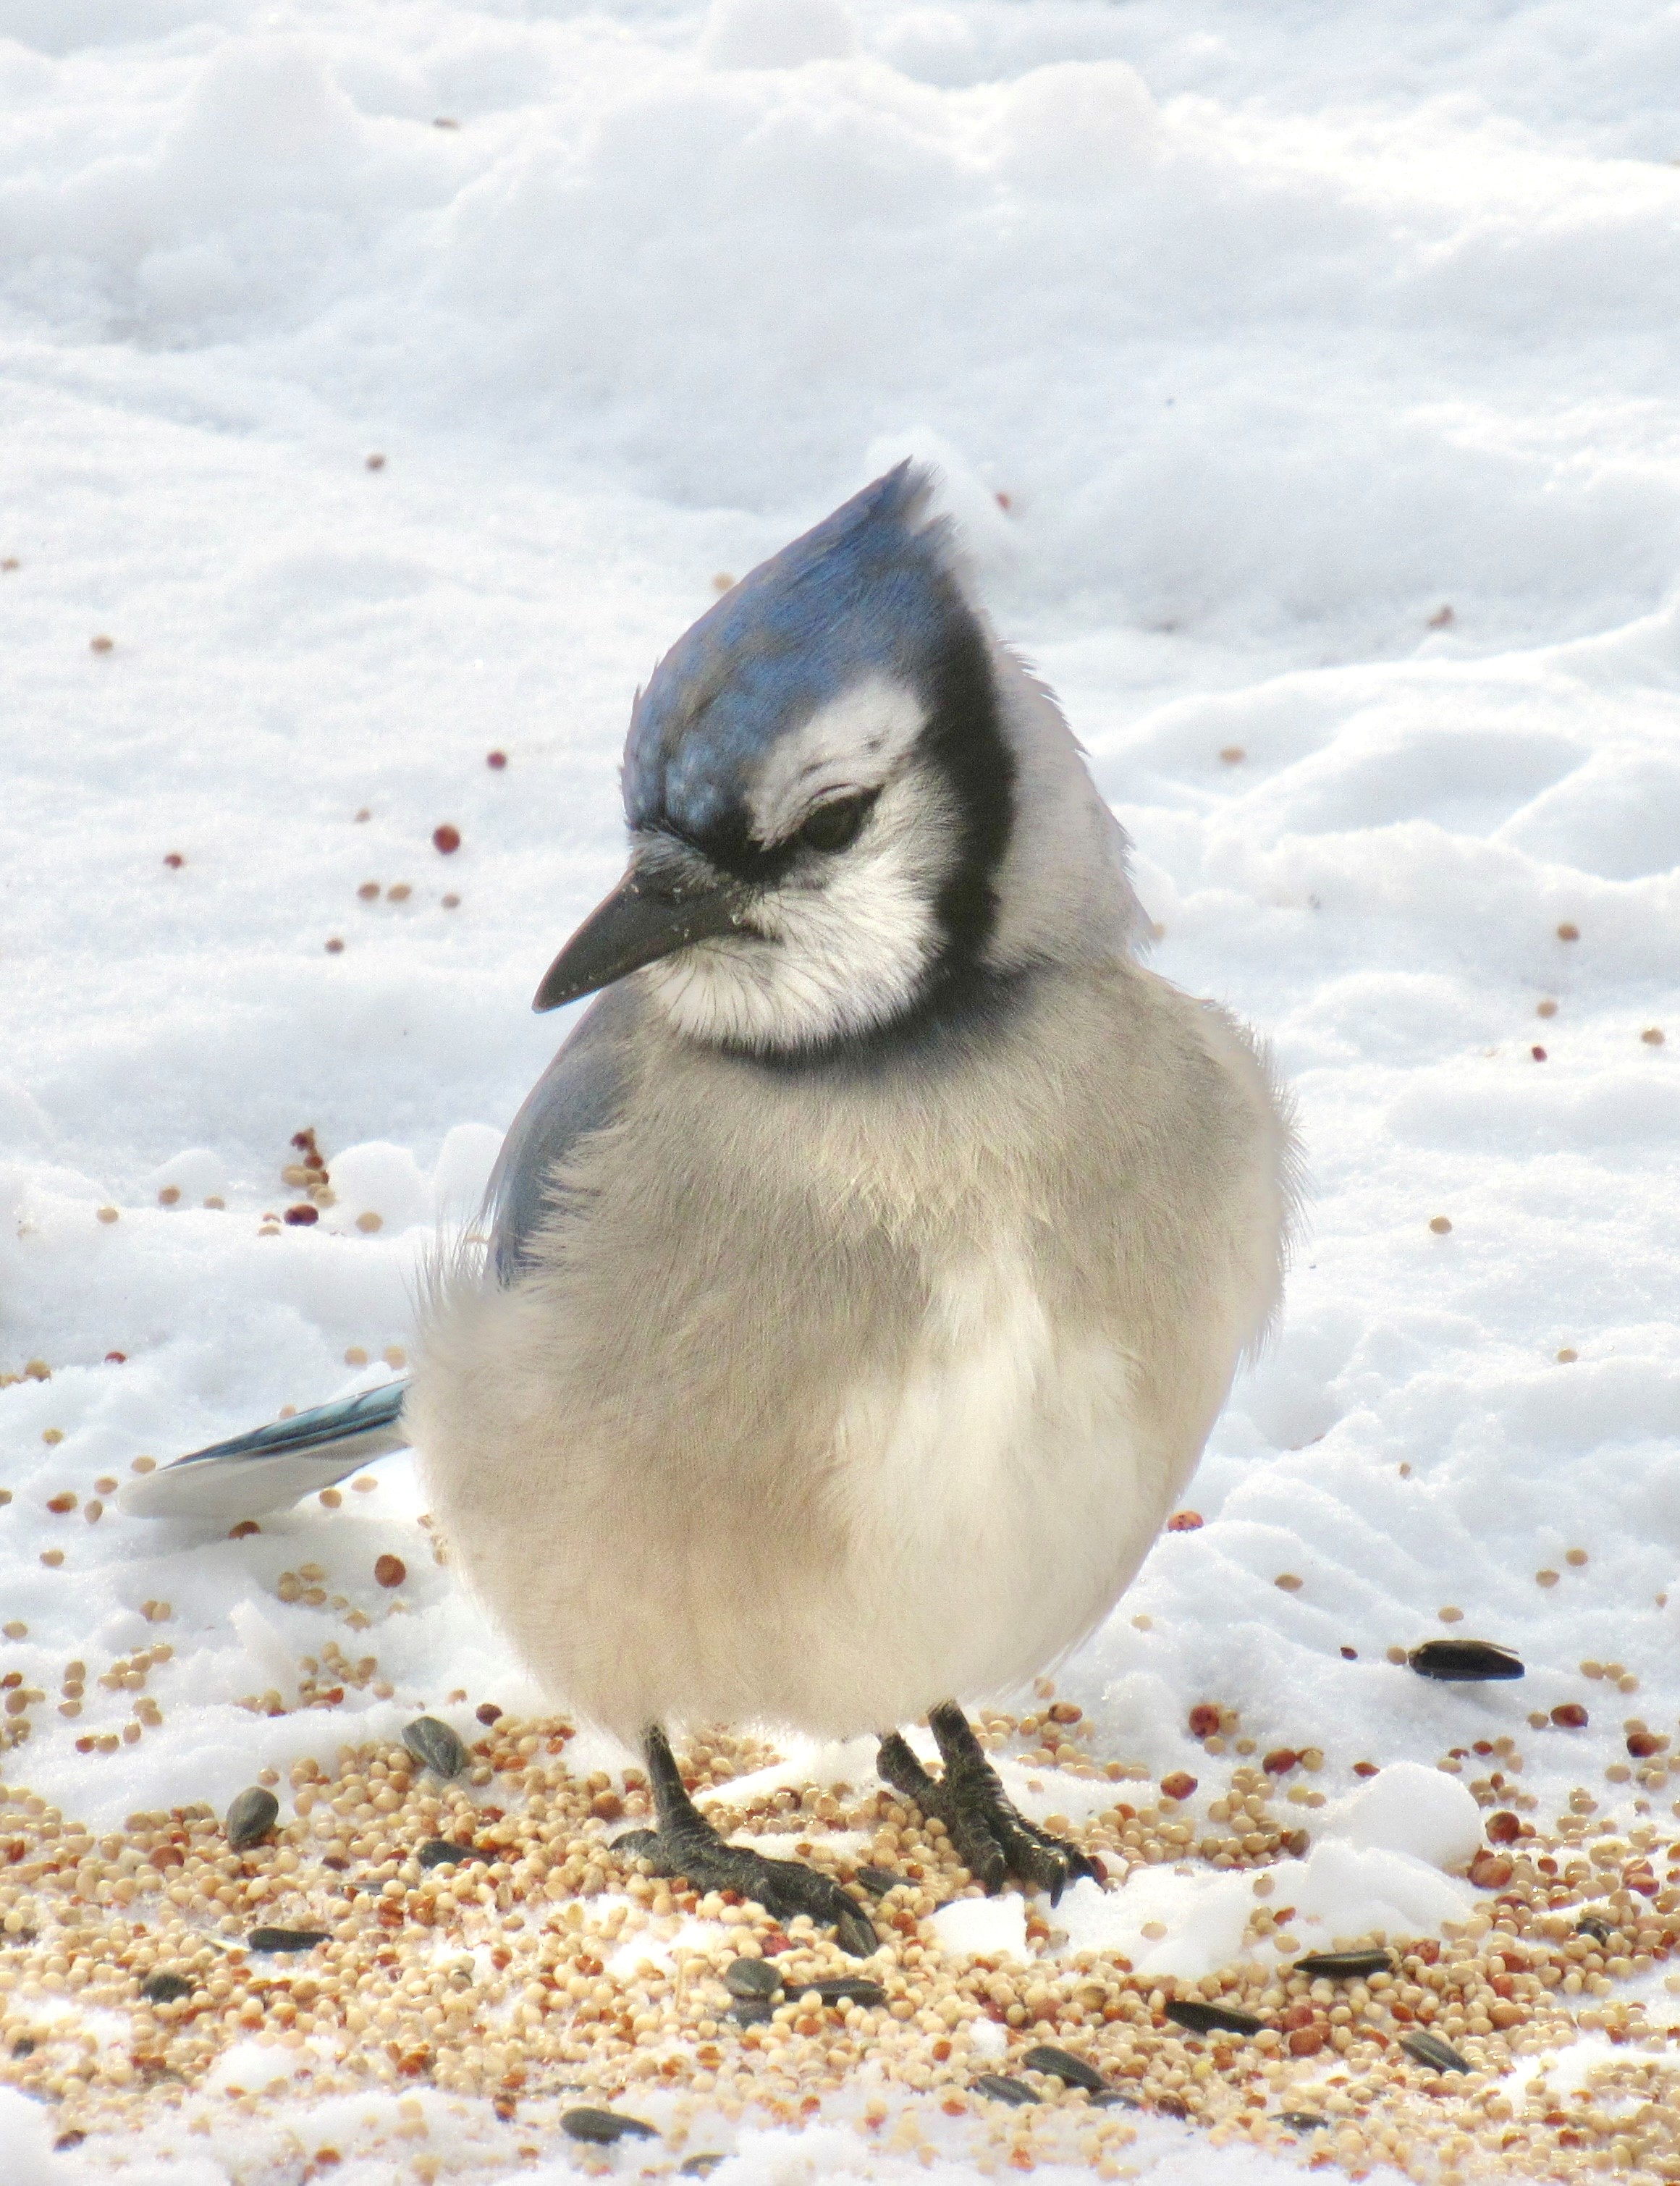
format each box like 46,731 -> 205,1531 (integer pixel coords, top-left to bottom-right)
284,1204 -> 319,1226
1469,1849 -> 1514,1889
1288,2027 -> 1325,2056
1262,1748 -> 1299,1776
1165,1509 -> 1203,1532
374,1554 -> 406,1588
486,751 -> 507,770
1486,1811 -> 1521,1844
324,938 -> 345,954
163,853 -> 184,869
1532,1045 -> 1547,1061
1159,1771 -> 1198,1802
229,1521 -> 261,1540
590,1790 -> 624,1821
1628,1731 -> 1668,1757
1188,1702 -> 1222,1739
476,1702 -> 502,1725
104,1351 -> 126,1364
1352,1760 -> 1380,1777
1281,2003 -> 1317,2030
432,824 -> 461,855
1551,1702 -> 1588,1728
1339,1645 -> 1358,1660
1557,922 -> 1579,942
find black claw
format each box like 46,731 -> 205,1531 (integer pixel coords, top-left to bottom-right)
876,1702 -> 1105,1907
637,1725 -> 878,1959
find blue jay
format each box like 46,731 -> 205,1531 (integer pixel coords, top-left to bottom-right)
125,465 -> 1293,1957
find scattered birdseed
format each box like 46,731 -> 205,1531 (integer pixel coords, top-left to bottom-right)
246,1927 -> 330,1953
374,1555 -> 406,1588
1437,1605 -> 1464,1623
284,1204 -> 319,1225
1556,1347 -> 1578,1362
486,750 -> 507,769
96,1206 -> 118,1224
140,1972 -> 193,2004
387,882 -> 411,902
1273,1573 -> 1302,1591
1537,997 -> 1558,1017
561,2109 -> 657,2143
1428,1215 -> 1452,1233
402,1715 -> 468,1778
433,824 -> 462,854
1536,1569 -> 1559,1586
1551,1702 -> 1589,1726
366,452 -> 386,470
1556,921 -> 1579,940
355,1211 -> 383,1232
1532,1044 -> 1548,1060
90,634 -> 114,654
324,937 -> 344,953
1407,1639 -> 1524,1681
225,1786 -> 279,1849
358,881 -> 379,900
441,892 -> 461,908
1566,1546 -> 1589,1565
1642,1026 -> 1665,1045
1219,746 -> 1246,764
1165,1509 -> 1203,1531
1160,1771 -> 1197,1801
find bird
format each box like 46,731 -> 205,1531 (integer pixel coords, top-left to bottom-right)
124,463 -> 1295,1958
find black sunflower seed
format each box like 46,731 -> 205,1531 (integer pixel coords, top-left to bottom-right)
246,1928 -> 330,1953
225,1786 -> 279,1850
974,2074 -> 1039,2106
1090,2090 -> 1141,2109
1020,2043 -> 1107,2093
1406,1640 -> 1524,1682
730,1998 -> 776,2027
1291,1949 -> 1395,1979
561,2108 -> 658,2143
1165,1999 -> 1265,2036
853,1867 -> 909,1896
1401,2030 -> 1472,2073
1281,2111 -> 1327,2130
416,1839 -> 488,1870
680,2160 -> 727,2179
402,1716 -> 468,1778
1576,1915 -> 1612,1944
793,1977 -> 887,2009
724,1958 -> 782,1999
140,1971 -> 194,2004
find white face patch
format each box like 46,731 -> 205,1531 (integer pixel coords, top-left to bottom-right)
746,678 -> 928,847
646,765 -> 959,1051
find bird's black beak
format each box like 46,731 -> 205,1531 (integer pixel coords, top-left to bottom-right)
533,863 -> 754,1012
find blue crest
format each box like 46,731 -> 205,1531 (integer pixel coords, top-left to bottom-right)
623,463 -> 966,839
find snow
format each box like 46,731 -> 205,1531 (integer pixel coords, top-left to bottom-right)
4,0 -> 1680,2178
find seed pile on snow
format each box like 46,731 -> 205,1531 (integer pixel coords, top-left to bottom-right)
4,1683 -> 1680,2179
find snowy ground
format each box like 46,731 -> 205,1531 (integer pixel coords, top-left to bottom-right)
4,0 -> 1680,2179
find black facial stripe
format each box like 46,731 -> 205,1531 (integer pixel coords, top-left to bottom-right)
915,597 -> 1016,967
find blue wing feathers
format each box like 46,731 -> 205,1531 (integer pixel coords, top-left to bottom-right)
486,984 -> 639,1280
173,1378 -> 409,1468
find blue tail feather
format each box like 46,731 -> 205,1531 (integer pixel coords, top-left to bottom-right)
119,1380 -> 412,1520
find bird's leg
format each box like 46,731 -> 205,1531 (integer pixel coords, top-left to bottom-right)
877,1700 -> 1103,1907
615,1726 -> 878,1958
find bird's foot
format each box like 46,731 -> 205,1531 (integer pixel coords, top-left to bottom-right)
878,1700 -> 1104,1907
619,1727 -> 878,1959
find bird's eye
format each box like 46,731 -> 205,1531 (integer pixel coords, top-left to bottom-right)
797,790 -> 878,853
